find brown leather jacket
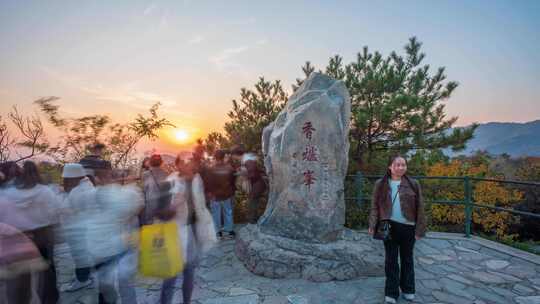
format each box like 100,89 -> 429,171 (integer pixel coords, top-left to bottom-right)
206,163 -> 236,201
368,177 -> 427,238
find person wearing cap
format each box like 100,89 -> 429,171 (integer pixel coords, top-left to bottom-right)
60,163 -> 97,292
84,165 -> 143,304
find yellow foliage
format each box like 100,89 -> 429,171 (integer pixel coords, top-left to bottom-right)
427,159 -> 523,240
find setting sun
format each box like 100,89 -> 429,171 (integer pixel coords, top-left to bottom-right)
175,129 -> 189,142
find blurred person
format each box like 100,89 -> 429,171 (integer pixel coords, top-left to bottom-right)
79,142 -> 111,185
243,154 -> 267,224
229,145 -> 244,165
60,163 -> 96,292
230,145 -> 251,194
206,150 -> 236,238
1,163 -> 28,303
140,157 -> 151,179
0,161 -> 21,189
85,166 -> 143,304
0,222 -> 48,304
0,161 -> 60,304
111,169 -> 141,304
190,143 -> 213,205
159,156 -> 217,304
79,142 -> 111,172
230,146 -> 267,224
191,141 -> 206,173
141,154 -> 168,225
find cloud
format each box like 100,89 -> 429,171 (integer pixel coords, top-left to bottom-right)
81,85 -> 196,119
231,17 -> 256,26
159,13 -> 169,29
143,3 -> 157,16
209,46 -> 249,70
142,3 -> 169,31
188,35 -> 204,45
256,39 -> 268,46
38,66 -> 195,118
87,83 -> 177,109
208,38 -> 268,76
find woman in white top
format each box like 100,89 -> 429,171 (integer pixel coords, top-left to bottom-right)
159,156 -> 217,304
0,161 -> 61,304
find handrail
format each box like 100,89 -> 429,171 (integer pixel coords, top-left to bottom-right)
347,172 -> 540,238
345,197 -> 540,219
346,174 -> 540,186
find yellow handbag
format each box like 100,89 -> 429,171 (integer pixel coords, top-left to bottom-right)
139,221 -> 184,278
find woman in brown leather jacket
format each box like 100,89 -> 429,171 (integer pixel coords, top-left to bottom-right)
368,155 -> 426,304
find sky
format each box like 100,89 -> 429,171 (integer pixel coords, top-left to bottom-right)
1,0 -> 539,154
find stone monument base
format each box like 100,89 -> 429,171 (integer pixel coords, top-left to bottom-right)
235,224 -> 385,282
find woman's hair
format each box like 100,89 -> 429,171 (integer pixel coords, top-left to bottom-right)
15,161 -> 43,189
149,154 -> 163,167
374,154 -> 413,206
174,154 -> 184,168
0,161 -> 21,186
214,149 -> 226,161
231,145 -> 245,156
175,156 -> 197,178
141,157 -> 151,170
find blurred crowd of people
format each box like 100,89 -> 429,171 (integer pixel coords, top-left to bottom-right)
0,143 -> 266,304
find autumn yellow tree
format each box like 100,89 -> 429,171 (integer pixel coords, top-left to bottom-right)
427,156 -> 523,239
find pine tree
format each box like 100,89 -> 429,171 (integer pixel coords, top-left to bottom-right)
223,77 -> 288,154
296,37 -> 477,171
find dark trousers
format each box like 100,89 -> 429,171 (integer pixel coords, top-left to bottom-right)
76,267 -> 91,281
160,265 -> 196,304
383,221 -> 416,299
5,226 -> 58,304
5,273 -> 31,304
247,197 -> 260,224
36,242 -> 58,304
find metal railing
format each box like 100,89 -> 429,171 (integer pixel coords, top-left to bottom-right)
345,172 -> 540,238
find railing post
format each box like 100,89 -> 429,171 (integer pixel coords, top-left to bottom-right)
464,176 -> 472,238
355,171 -> 363,207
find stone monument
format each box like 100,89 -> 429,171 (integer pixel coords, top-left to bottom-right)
235,72 -> 384,281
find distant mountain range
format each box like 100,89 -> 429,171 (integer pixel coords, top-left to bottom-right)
450,120 -> 540,157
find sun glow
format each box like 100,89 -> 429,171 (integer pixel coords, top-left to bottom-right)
175,129 -> 189,142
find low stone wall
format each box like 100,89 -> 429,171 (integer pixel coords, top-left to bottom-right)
235,224 -> 385,282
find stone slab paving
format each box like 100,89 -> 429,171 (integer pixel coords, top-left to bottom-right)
45,231 -> 540,304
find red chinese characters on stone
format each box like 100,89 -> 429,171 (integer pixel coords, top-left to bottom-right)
301,122 -> 318,190
302,121 -> 316,141
302,145 -> 318,162
303,170 -> 316,190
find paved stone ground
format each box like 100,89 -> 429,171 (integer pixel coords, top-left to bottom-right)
44,231 -> 540,304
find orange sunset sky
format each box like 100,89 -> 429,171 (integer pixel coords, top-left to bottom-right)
1,1 -> 539,156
